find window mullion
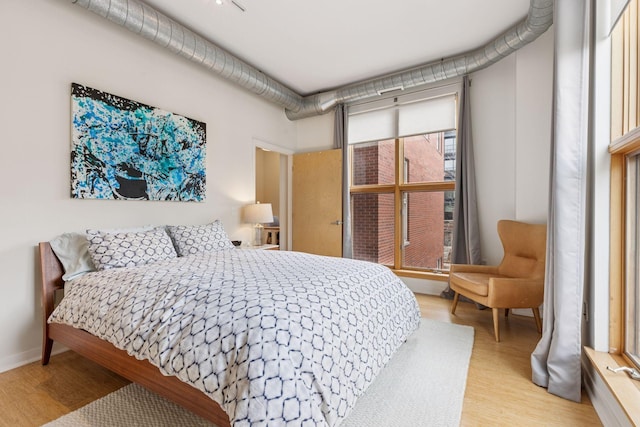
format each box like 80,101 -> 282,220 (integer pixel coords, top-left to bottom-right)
399,182 -> 455,192
394,138 -> 403,270
350,184 -> 395,193
611,153 -> 625,355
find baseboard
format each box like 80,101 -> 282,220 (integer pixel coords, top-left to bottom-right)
0,344 -> 67,374
400,276 -> 447,296
511,307 -> 545,318
0,347 -> 41,374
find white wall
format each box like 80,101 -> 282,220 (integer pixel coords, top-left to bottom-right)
471,29 -> 553,265
296,113 -> 335,152
0,0 -> 297,372
471,58 -> 517,264
514,30 -> 554,224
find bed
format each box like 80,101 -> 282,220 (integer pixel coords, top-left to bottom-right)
40,223 -> 420,427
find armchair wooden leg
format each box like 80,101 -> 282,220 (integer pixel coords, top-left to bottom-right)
492,308 -> 500,342
532,307 -> 542,334
451,292 -> 460,314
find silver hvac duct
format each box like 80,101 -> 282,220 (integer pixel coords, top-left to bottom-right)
71,0 -> 553,121
287,0 -> 553,120
70,0 -> 304,111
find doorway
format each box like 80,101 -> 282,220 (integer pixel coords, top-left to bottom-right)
254,141 -> 292,250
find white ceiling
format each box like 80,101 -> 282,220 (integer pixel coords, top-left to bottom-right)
143,0 -> 531,96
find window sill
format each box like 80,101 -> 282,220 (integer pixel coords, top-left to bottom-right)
583,347 -> 640,425
392,269 -> 449,282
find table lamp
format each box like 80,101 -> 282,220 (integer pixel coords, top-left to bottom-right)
244,202 -> 274,246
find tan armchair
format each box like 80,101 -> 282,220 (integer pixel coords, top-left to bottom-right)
449,220 -> 547,342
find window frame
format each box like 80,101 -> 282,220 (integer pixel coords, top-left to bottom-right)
609,0 -> 640,367
349,134 -> 456,280
402,157 -> 410,247
347,85 -> 460,281
610,128 -> 640,367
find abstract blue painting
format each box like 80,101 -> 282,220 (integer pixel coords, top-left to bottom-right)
71,83 -> 206,201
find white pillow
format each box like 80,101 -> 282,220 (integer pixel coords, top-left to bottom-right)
86,227 -> 177,270
49,232 -> 96,281
50,225 -> 157,280
166,220 -> 235,256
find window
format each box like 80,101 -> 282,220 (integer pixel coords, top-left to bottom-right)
610,0 -> 640,370
348,88 -> 458,276
625,152 -> 640,368
611,141 -> 640,371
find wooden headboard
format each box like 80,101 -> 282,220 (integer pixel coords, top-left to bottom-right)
39,241 -> 64,364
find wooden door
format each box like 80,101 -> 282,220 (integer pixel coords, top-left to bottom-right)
292,149 -> 342,257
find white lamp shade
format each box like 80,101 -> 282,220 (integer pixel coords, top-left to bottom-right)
244,203 -> 274,224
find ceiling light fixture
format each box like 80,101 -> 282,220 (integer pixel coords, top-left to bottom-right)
215,0 -> 223,5
231,0 -> 246,12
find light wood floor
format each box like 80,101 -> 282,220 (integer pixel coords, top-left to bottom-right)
0,294 -> 601,426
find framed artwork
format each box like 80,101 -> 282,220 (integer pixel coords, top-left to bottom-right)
70,83 -> 206,201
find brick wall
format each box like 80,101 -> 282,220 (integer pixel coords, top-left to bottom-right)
352,141 -> 395,263
352,134 -> 451,269
353,192 -> 379,263
353,144 -> 379,186
377,193 -> 394,265
404,192 -> 445,269
403,134 -> 445,269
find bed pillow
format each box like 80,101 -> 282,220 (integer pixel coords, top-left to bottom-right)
86,226 -> 177,270
49,232 -> 96,281
166,220 -> 235,256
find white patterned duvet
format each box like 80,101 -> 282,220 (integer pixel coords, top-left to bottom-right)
49,249 -> 420,427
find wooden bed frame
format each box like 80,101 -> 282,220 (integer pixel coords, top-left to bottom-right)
39,242 -> 231,427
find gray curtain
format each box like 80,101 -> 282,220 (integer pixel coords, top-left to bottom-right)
451,76 -> 482,266
334,104 -> 353,258
531,0 -> 591,403
442,76 -> 482,299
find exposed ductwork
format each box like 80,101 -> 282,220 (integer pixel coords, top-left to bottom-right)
71,0 -> 553,120
288,0 -> 554,119
71,0 -> 304,112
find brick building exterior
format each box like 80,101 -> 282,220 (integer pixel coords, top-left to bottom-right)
352,132 -> 454,271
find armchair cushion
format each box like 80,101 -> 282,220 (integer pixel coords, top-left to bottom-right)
450,264 -> 499,275
450,272 -> 509,297
487,278 -> 544,308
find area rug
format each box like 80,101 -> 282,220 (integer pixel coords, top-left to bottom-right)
43,318 -> 474,427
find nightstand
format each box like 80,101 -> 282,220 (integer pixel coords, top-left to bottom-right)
238,244 -> 279,251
